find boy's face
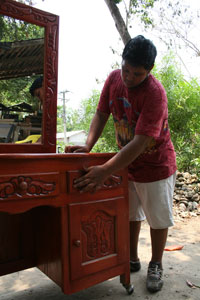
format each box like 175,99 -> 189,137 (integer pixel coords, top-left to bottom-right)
34,86 -> 44,103
121,59 -> 152,88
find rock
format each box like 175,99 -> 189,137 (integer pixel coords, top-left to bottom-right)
185,192 -> 194,199
192,194 -> 199,201
175,182 -> 184,187
174,194 -> 182,201
190,212 -> 198,217
179,203 -> 187,211
188,201 -> 193,211
179,200 -> 188,206
173,171 -> 200,221
192,201 -> 198,210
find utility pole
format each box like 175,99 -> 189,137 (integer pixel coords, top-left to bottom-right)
59,90 -> 70,144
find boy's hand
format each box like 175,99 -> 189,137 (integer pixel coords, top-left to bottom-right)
74,165 -> 109,193
65,145 -> 90,153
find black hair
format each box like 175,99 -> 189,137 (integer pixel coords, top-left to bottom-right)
29,76 -> 43,97
122,35 -> 157,70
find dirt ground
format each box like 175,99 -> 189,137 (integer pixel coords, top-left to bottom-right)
0,216 -> 200,300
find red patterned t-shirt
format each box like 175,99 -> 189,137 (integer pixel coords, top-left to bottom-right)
97,70 -> 177,182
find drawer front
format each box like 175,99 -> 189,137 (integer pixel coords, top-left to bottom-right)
67,170 -> 123,194
0,173 -> 59,201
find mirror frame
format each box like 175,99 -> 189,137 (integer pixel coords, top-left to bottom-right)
0,0 -> 59,153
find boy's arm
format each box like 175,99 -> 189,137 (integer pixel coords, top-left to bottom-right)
65,110 -> 109,153
74,134 -> 153,192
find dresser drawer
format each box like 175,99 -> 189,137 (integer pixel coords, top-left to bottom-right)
67,170 -> 123,194
0,173 -> 59,201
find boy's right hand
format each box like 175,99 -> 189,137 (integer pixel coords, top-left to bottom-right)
65,145 -> 90,153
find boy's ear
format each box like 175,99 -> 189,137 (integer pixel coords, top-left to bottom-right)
149,64 -> 154,71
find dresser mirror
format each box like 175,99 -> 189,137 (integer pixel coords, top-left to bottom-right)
0,0 -> 59,153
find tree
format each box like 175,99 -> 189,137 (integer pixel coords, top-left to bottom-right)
149,1 -> 200,58
104,0 -> 158,45
104,0 -> 131,45
104,0 -> 200,75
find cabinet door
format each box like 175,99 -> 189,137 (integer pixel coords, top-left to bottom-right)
69,197 -> 129,281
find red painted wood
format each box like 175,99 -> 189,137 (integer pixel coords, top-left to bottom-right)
0,153 -> 130,294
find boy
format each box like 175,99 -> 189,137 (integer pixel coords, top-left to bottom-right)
65,35 -> 176,293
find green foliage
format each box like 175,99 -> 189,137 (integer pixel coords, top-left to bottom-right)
57,140 -> 65,153
78,90 -> 118,153
0,75 -> 42,121
0,15 -> 44,42
127,0 -> 159,27
0,77 -> 38,107
57,105 -> 80,133
153,54 -> 200,174
61,90 -> 118,153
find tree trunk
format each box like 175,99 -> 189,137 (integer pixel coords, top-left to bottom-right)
104,0 -> 131,45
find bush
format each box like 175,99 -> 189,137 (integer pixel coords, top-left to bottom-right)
153,54 -> 200,174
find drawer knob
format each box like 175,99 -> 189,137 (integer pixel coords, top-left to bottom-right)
19,181 -> 28,191
73,240 -> 81,247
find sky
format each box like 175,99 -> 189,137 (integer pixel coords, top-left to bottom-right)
35,0 -> 121,108
34,0 -> 200,109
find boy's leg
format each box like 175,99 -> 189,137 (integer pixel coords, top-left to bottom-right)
128,182 -> 146,272
150,227 -> 168,267
130,220 -> 141,262
134,172 -> 176,292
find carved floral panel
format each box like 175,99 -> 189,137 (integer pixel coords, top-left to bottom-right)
0,174 -> 58,200
81,210 -> 115,262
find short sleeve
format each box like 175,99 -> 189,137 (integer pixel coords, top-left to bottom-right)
97,72 -> 115,115
135,86 -> 168,138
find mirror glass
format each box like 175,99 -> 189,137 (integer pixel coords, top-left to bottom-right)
0,15 -> 44,144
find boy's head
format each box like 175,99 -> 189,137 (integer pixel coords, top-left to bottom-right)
122,35 -> 157,70
29,76 -> 44,102
121,35 -> 157,88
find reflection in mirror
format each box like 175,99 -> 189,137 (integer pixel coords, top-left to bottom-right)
0,14 -> 44,144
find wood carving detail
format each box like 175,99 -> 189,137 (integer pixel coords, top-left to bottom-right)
0,1 -> 57,23
46,24 -> 58,146
81,210 -> 115,262
0,176 -> 56,199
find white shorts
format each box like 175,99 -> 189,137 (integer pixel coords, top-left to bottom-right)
128,172 -> 176,229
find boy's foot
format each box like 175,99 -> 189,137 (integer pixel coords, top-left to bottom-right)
146,261 -> 163,293
130,259 -> 141,272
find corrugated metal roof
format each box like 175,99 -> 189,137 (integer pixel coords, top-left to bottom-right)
0,38 -> 44,80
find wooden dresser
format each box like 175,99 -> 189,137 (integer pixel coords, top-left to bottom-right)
0,153 -> 133,294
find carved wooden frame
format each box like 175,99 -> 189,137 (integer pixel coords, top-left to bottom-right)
0,0 -> 59,153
